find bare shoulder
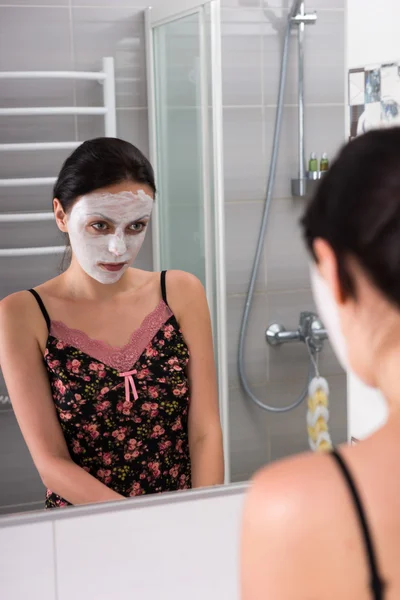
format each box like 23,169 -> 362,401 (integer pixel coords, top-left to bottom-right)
241,450 -> 355,598
244,450 -> 345,545
165,270 -> 204,294
0,290 -> 47,340
164,270 -> 206,320
0,290 -> 36,322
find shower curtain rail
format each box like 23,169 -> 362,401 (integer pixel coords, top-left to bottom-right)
0,212 -> 54,223
0,142 -> 81,152
0,107 -> 107,117
0,246 -> 64,258
0,177 -> 57,187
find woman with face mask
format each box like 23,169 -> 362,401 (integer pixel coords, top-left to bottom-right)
240,128 -> 400,600
0,138 -> 223,508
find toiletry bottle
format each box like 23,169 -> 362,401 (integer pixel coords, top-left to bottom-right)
320,152 -> 329,172
308,152 -> 318,179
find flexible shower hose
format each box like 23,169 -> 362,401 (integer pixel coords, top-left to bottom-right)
238,5 -> 315,413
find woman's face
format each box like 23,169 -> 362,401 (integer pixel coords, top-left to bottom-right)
55,181 -> 154,284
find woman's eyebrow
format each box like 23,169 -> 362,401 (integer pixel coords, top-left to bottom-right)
86,213 -> 151,223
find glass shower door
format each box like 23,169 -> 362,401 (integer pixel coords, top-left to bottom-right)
145,0 -> 229,481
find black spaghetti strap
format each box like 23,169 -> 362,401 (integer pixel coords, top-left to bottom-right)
28,289 -> 51,332
160,271 -> 168,306
331,449 -> 385,600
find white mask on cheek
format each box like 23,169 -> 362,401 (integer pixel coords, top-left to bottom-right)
67,190 -> 153,284
310,263 -> 348,371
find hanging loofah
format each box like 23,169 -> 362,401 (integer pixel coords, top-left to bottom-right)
307,376 -> 333,452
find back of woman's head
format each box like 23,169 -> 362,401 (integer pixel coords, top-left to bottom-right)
301,127 -> 400,308
53,137 -> 156,211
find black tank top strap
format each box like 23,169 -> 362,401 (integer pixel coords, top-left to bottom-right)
160,271 -> 169,307
28,289 -> 51,332
331,449 -> 385,600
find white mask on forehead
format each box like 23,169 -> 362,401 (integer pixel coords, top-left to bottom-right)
67,190 -> 153,284
310,263 -> 348,371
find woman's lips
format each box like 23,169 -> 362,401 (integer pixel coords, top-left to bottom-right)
99,262 -> 126,272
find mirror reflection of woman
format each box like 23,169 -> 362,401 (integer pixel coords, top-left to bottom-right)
241,128 -> 400,599
0,138 -> 224,508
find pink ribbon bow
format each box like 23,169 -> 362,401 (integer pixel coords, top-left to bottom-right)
118,369 -> 139,402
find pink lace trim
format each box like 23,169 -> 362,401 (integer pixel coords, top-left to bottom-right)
50,300 -> 173,373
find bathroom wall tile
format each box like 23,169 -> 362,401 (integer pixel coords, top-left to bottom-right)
223,107 -> 266,202
229,385 -> 270,481
72,7 -> 147,109
303,9 -> 345,105
262,8 -> 345,106
302,104 -> 346,163
223,1 -> 261,7
1,80 -> 75,110
226,293 -> 269,389
221,9 -> 263,106
225,201 -> 267,294
0,115 -> 77,146
0,220 -> 64,250
0,411 -> 44,509
263,104 -> 345,199
264,196 -> 310,290
0,149 -> 74,181
71,0 -> 148,6
0,7 -> 73,71
0,521 -> 55,600
0,188 -> 59,215
261,0 -> 345,9
0,255 -> 61,299
265,288 -> 344,381
77,108 -> 149,154
117,108 -> 150,157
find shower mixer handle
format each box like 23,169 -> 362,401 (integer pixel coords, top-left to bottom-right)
266,311 -> 328,352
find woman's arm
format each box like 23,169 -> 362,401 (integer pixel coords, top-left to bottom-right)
0,293 -> 124,506
168,271 -> 224,488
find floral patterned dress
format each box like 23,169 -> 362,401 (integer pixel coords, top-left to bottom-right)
29,271 -> 191,509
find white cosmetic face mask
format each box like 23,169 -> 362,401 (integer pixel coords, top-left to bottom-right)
310,263 -> 348,371
67,190 -> 153,284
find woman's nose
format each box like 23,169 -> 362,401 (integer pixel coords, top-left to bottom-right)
108,234 -> 127,257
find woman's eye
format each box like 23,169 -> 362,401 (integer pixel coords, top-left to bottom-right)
91,222 -> 108,232
129,222 -> 146,233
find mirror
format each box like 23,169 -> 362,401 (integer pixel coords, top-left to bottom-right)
0,0 -> 347,518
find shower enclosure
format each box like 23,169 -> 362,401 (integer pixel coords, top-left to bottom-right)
146,0 -> 347,482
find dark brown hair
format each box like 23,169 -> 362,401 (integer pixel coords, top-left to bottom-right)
53,137 -> 156,212
301,127 -> 400,307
